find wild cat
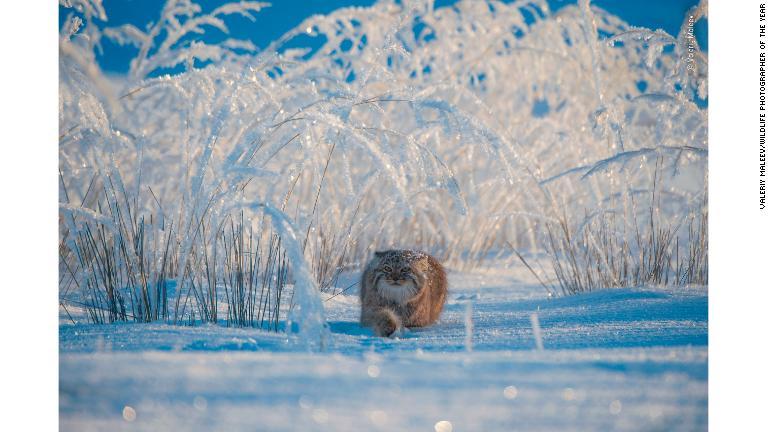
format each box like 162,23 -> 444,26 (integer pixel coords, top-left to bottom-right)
360,249 -> 447,337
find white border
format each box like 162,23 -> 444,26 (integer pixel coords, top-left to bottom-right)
710,0 -> 768,430
0,1 -> 58,430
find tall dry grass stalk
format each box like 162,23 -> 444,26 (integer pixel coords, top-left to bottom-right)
529,203 -> 707,296
60,171 -> 293,330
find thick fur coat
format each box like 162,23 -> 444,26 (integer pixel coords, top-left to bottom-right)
360,249 -> 447,337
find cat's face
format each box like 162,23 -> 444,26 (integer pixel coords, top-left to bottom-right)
371,250 -> 427,304
378,260 -> 414,285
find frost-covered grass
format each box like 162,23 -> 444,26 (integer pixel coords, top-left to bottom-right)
59,0 -> 708,331
540,204 -> 708,295
524,164 -> 709,295
59,174 -> 294,329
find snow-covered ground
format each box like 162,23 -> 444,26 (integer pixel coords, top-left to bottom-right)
59,264 -> 707,431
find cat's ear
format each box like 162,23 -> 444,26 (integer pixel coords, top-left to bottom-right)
374,251 -> 386,257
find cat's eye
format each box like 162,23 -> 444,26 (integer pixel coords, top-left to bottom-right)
383,266 -> 392,273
